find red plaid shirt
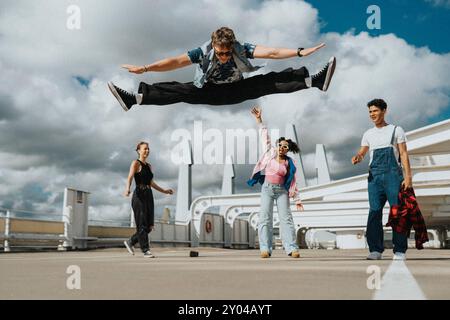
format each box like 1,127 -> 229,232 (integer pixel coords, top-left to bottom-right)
386,188 -> 429,250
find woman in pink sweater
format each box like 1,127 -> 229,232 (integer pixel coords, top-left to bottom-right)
248,107 -> 304,258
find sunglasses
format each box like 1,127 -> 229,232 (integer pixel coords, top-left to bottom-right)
278,143 -> 289,150
215,50 -> 232,57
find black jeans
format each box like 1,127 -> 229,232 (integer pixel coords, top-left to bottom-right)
130,188 -> 154,252
138,66 -> 309,106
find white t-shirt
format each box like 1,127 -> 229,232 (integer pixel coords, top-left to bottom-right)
361,124 -> 407,165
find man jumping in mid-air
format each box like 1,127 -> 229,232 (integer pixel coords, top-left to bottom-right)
108,27 -> 336,111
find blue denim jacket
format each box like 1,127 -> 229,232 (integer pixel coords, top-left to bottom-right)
192,40 -> 263,88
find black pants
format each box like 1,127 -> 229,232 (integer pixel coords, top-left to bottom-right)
130,188 -> 154,252
138,66 -> 309,106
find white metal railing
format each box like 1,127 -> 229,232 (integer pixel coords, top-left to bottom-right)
0,209 -> 67,252
188,163 -> 450,246
0,207 -> 62,221
0,207 -> 239,251
3,210 -> 10,252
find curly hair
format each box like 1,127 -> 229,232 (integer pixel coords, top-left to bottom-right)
367,98 -> 387,110
276,137 -> 300,154
211,27 -> 236,48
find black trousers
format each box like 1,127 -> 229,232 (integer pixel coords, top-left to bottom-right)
130,188 -> 154,252
138,66 -> 309,106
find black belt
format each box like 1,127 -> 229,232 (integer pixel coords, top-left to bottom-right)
136,184 -> 151,190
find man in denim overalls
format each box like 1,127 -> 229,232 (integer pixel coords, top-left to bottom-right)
352,99 -> 413,261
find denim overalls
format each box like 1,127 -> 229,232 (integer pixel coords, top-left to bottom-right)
367,126 -> 408,254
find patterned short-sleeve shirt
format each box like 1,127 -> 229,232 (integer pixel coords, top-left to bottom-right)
187,43 -> 256,84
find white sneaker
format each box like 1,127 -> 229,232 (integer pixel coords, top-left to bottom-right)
366,252 -> 382,260
124,240 -> 134,255
393,252 -> 406,261
143,250 -> 155,258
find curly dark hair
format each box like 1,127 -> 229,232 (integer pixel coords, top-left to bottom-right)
367,98 -> 387,110
276,137 -> 300,154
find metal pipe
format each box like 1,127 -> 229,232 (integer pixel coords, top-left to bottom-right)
4,210 -> 10,252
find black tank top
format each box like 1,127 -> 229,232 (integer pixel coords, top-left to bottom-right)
134,160 -> 154,186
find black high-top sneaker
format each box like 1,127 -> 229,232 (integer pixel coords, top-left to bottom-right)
311,56 -> 336,91
143,250 -> 155,258
107,82 -> 137,111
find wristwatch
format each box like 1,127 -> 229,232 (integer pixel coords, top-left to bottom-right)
297,47 -> 304,57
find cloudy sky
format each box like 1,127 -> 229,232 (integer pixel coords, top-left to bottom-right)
0,0 -> 449,224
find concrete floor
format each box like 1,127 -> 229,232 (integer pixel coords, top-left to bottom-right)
1,247 -> 449,300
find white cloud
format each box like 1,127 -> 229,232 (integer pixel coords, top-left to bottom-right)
425,0 -> 450,9
0,0 -> 449,222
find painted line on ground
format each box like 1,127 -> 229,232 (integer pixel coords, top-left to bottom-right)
373,260 -> 426,300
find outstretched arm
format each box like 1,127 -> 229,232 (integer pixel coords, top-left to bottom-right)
151,180 -> 174,195
253,43 -> 325,59
351,146 -> 369,165
122,53 -> 192,74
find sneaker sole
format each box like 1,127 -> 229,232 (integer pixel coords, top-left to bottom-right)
107,82 -> 130,112
123,241 -> 134,255
393,256 -> 406,261
322,56 -> 336,92
366,256 -> 382,260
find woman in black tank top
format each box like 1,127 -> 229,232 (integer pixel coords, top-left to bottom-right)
123,141 -> 174,258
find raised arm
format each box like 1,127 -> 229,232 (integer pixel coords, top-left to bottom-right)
253,43 -> 325,59
251,106 -> 271,152
351,146 -> 369,165
121,53 -> 192,74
